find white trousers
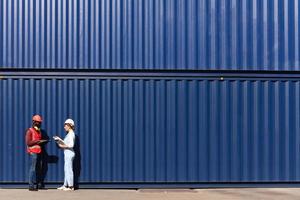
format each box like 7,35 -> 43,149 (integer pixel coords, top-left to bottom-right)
64,152 -> 75,187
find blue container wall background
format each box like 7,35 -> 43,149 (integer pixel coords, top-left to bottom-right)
1,0 -> 300,70
1,74 -> 300,184
1,0 -> 300,188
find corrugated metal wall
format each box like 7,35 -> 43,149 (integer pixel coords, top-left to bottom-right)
1,0 -> 300,187
1,75 -> 300,183
1,0 -> 300,70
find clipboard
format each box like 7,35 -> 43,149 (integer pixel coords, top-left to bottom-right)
53,136 -> 66,145
38,139 -> 50,144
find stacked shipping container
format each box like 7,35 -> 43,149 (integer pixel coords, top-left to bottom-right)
1,0 -> 300,186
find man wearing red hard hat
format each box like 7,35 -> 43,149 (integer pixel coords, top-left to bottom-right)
25,114 -> 48,191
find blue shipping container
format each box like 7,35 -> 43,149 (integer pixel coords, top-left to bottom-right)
1,72 -> 300,186
1,0 -> 300,70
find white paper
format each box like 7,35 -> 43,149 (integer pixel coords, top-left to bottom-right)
53,136 -> 65,145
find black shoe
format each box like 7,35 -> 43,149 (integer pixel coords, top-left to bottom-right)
29,187 -> 38,191
37,183 -> 46,190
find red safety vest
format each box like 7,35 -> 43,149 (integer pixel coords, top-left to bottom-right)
27,128 -> 42,154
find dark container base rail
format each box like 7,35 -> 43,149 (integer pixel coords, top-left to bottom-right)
2,182 -> 300,189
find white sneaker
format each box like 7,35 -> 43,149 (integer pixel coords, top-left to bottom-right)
63,187 -> 74,191
57,185 -> 67,190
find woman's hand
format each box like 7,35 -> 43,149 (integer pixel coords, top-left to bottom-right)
59,144 -> 69,149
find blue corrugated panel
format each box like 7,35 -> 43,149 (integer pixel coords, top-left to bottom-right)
1,0 -> 300,70
0,74 -> 300,183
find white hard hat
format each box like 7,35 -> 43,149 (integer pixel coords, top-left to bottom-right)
64,119 -> 75,126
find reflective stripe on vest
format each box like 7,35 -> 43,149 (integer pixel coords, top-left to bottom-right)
27,127 -> 42,154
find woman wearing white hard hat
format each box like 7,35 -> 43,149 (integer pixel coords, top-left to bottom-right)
57,119 -> 76,191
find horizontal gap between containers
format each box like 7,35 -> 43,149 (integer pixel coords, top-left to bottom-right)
1,69 -> 300,80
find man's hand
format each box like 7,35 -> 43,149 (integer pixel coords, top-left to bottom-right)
37,140 -> 48,144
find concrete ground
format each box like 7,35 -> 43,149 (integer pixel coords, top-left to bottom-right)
1,188 -> 300,200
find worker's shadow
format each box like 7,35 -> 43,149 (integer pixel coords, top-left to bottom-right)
38,130 -> 59,187
73,134 -> 81,189
39,130 -> 81,189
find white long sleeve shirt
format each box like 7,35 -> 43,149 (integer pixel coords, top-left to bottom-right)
63,130 -> 75,155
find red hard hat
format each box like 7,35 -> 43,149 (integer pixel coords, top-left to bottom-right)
32,115 -> 43,122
